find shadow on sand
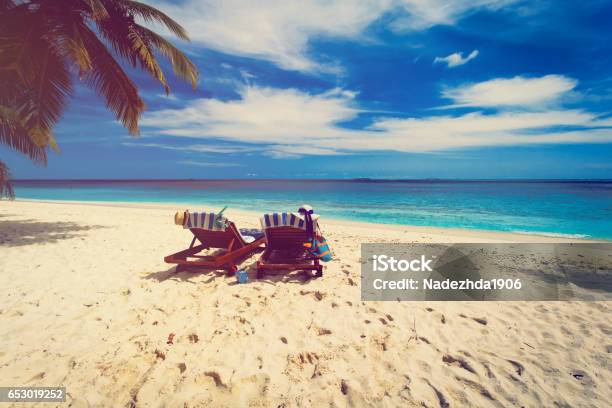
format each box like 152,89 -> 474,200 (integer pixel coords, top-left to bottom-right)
0,218 -> 106,247
143,260 -> 319,286
143,266 -> 230,284
524,267 -> 612,295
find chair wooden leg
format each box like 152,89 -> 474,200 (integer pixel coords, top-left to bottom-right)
256,262 -> 264,279
314,259 -> 322,277
260,248 -> 271,262
315,265 -> 323,278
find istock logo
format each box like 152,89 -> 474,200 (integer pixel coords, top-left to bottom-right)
372,254 -> 433,272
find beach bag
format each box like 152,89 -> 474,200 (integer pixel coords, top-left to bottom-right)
298,204 -> 333,262
305,236 -> 333,262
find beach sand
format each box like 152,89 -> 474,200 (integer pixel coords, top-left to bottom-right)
0,200 -> 610,407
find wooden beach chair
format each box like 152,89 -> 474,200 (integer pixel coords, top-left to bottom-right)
165,211 -> 265,274
256,212 -> 323,279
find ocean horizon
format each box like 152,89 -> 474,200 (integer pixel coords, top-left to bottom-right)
11,179 -> 612,240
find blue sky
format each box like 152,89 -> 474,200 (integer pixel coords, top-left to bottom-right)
4,0 -> 612,179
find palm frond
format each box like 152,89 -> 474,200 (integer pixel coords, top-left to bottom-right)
1,0 -> 198,156
83,0 -> 109,19
0,160 -> 15,200
20,44 -> 73,149
116,0 -> 189,40
135,24 -> 198,89
78,23 -> 144,135
95,6 -> 170,93
0,105 -> 47,164
126,27 -> 169,93
59,18 -> 94,73
0,3 -> 72,150
0,2 -> 40,75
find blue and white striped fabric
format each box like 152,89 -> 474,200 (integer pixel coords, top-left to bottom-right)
260,212 -> 319,230
184,212 -> 227,231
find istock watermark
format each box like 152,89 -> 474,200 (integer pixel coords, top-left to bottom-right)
361,243 -> 612,301
372,254 -> 433,272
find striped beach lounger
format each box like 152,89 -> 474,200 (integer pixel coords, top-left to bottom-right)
165,210 -> 265,275
257,212 -> 323,279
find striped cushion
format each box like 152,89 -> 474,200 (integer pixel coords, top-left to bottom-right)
260,212 -> 318,230
184,212 -> 227,231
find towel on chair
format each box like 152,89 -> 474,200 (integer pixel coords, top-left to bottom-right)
260,212 -> 319,230
184,212 -> 227,231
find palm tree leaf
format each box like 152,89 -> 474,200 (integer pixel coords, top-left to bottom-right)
95,7 -> 170,93
95,1 -> 198,94
0,105 -> 47,164
0,159 -> 15,200
84,0 -> 109,19
126,27 -> 169,93
0,4 -> 73,150
135,24 -> 198,89
78,23 -> 145,135
0,2 -> 40,76
115,0 -> 189,40
19,44 -> 73,148
61,18 -> 94,73
2,0 -> 197,159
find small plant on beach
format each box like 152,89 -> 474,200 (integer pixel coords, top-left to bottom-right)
0,0 -> 199,198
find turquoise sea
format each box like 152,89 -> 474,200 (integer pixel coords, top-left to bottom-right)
12,180 -> 612,240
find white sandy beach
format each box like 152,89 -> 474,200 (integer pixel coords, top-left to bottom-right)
0,200 -> 610,407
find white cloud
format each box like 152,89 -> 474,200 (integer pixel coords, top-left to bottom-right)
147,0 -> 519,72
147,0 -> 389,72
123,140 -> 347,159
179,160 -> 244,167
434,50 -> 479,68
123,142 -> 256,154
265,145 -> 350,159
141,79 -> 612,155
442,75 -> 578,108
391,0 -> 519,31
153,93 -> 178,101
359,110 -> 598,151
142,86 -> 360,144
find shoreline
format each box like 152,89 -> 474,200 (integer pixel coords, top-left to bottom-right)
10,198 -> 604,242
